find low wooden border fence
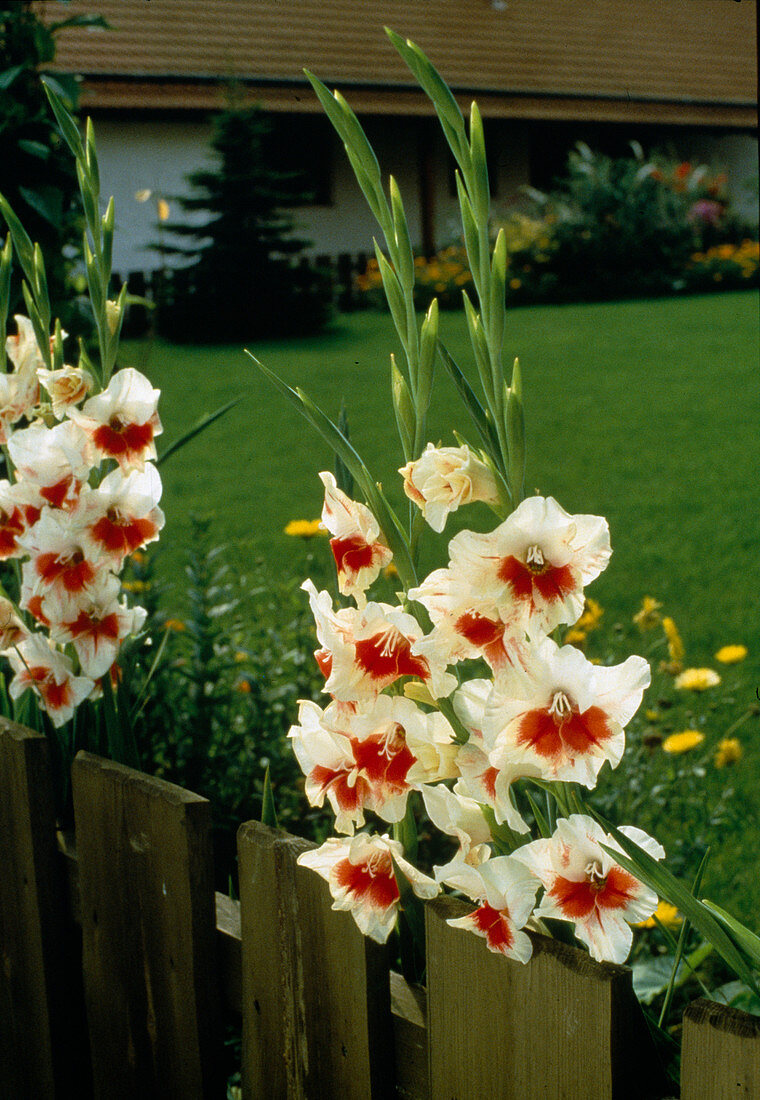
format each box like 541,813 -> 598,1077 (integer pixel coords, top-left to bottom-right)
2,718 -> 759,1098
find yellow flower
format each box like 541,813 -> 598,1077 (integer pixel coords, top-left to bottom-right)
509,277 -> 522,290
163,618 -> 186,632
675,668 -> 721,691
633,596 -> 662,630
234,651 -> 248,663
383,562 -> 399,579
645,709 -> 659,723
663,729 -> 704,754
636,901 -> 683,929
662,617 -> 685,663
284,519 -> 325,538
577,597 -> 603,632
236,679 -> 252,694
130,550 -> 147,565
715,645 -> 747,664
714,737 -> 742,768
564,628 -> 587,645
122,579 -> 150,593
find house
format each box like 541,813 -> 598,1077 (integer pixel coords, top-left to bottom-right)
40,0 -> 758,278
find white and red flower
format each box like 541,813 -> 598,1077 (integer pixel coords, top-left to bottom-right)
37,365 -> 94,419
48,573 -> 146,679
0,479 -> 41,559
68,367 -> 162,470
7,633 -> 94,727
8,421 -> 91,510
514,815 -> 664,963
447,496 -> 611,633
400,443 -> 500,532
304,580 -> 456,704
19,509 -> 103,607
319,471 -> 392,605
291,694 -> 456,833
485,636 -> 650,787
440,855 -> 539,961
297,832 -> 439,943
77,464 -> 164,567
421,783 -> 493,871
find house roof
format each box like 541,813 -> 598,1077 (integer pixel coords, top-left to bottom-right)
41,0 -> 758,127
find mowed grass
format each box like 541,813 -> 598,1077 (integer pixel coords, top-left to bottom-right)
126,290 -> 759,661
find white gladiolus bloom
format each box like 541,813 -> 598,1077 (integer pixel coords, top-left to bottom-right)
400,443 -> 500,532
319,471 -> 392,605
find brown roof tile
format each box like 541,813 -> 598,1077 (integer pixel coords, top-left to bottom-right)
39,0 -> 758,125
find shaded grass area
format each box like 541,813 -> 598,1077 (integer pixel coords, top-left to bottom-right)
123,290 -> 760,919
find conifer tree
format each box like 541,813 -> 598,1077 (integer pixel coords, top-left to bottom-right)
157,106 -> 331,341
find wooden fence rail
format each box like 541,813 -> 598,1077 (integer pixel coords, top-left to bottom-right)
2,717 -> 760,1098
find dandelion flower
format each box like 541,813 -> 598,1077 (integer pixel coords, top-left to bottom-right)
633,596 -> 662,630
714,738 -> 742,767
675,668 -> 721,691
715,645 -> 747,664
284,519 -> 325,538
662,617 -> 685,664
635,901 -> 682,929
163,618 -> 186,632
662,730 -> 704,754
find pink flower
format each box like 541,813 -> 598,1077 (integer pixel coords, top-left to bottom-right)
319,471 -> 392,605
514,815 -> 664,963
485,636 -> 650,788
68,367 -> 162,470
297,832 -> 439,943
400,443 -> 500,532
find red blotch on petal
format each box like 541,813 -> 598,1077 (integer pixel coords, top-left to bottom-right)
310,765 -> 366,813
65,610 -> 120,642
0,507 -> 25,558
562,706 -> 612,755
354,628 -> 429,684
91,513 -> 157,556
315,648 -> 332,679
93,420 -> 153,460
550,875 -> 598,919
40,475 -> 74,509
334,854 -> 399,910
597,866 -> 637,911
517,709 -> 564,758
352,729 -> 415,792
472,903 -> 515,952
497,556 -> 576,608
331,536 -> 377,577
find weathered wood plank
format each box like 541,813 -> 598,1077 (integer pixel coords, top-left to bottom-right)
426,896 -> 664,1100
237,820 -> 395,1100
681,997 -> 760,1098
72,750 -> 222,1099
0,719 -> 87,1097
391,973 -> 429,1100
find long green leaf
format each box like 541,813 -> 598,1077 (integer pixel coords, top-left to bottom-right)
261,766 -> 279,827
702,899 -> 760,969
0,194 -> 36,285
157,397 -> 243,466
598,820 -> 760,996
41,78 -> 85,162
247,353 -> 416,589
437,341 -> 501,460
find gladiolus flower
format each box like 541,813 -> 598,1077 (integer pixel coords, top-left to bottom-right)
0,597 -> 28,651
48,574 -> 147,678
674,668 -> 720,691
715,645 -> 747,664
7,633 -> 94,727
77,464 -> 164,566
514,815 -> 664,963
445,496 -> 610,634
319,471 -> 392,605
303,580 -> 456,704
8,421 -> 91,510
485,636 -> 650,788
421,784 -> 492,870
37,365 -> 94,419
297,832 -> 439,943
399,443 -> 501,532
68,367 -> 162,470
440,856 -> 539,961
290,694 -> 456,834
662,729 -> 704,754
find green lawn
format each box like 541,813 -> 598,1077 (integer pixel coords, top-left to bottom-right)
127,290 -> 759,659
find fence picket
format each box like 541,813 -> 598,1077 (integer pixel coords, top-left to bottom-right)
72,750 -> 222,1099
237,821 -> 394,1099
425,895 -> 666,1100
681,997 -> 760,1098
0,719 -> 88,1097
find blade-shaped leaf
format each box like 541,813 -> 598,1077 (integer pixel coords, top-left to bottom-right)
438,341 -> 501,459
157,397 -> 243,466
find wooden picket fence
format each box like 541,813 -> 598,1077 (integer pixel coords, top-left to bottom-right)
2,717 -> 760,1099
